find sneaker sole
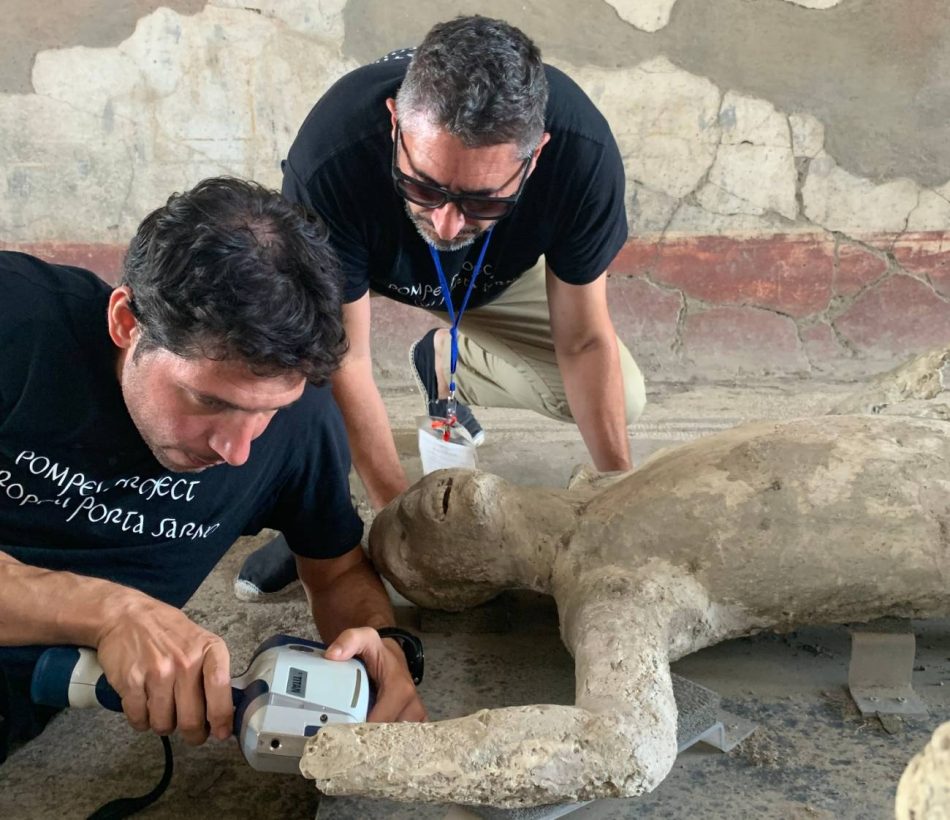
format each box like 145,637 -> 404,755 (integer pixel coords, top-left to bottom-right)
408,336 -> 433,410
233,577 -> 303,603
409,336 -> 486,447
459,419 -> 486,447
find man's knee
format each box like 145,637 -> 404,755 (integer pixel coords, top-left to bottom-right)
623,366 -> 647,425
619,345 -> 647,425
0,665 -> 60,765
546,371 -> 645,426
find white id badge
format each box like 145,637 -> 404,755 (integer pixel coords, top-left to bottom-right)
417,415 -> 478,474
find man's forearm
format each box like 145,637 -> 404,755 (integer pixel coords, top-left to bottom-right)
331,360 -> 409,510
299,554 -> 395,644
0,550 -> 140,647
301,549 -> 426,722
558,337 -> 632,472
1,551 -> 236,743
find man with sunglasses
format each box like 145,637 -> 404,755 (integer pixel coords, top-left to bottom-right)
237,16 -> 646,598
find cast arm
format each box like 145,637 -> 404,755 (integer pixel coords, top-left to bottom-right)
546,267 -> 631,471
330,293 -> 409,510
296,546 -> 426,722
298,570 -> 693,807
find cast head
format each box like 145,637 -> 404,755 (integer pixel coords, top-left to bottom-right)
108,176 -> 346,473
370,469 -> 582,610
389,16 -> 551,250
370,470 -> 517,609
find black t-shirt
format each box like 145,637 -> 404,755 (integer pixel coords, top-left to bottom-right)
0,252 -> 363,612
282,59 -> 627,311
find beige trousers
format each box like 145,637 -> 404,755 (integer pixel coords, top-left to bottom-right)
422,258 -> 646,424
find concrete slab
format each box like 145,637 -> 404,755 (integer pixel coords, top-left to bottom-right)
378,379 -> 856,492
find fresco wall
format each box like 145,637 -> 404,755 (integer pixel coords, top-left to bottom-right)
3,0 -> 948,383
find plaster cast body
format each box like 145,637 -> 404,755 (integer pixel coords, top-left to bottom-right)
896,721 -> 950,819
299,414 -> 950,807
833,344 -> 950,418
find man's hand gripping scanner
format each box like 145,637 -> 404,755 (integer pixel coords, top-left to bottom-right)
29,634 -> 371,773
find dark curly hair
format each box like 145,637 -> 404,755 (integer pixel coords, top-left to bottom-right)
121,177 -> 346,385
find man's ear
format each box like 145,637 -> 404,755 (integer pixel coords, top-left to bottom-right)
529,132 -> 552,174
107,286 -> 139,351
386,97 -> 398,139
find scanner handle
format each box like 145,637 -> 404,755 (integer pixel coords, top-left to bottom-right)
31,646 -> 242,714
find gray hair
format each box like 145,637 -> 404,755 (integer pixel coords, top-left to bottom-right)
395,16 -> 549,159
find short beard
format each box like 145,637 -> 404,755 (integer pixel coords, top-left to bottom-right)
405,203 -> 483,252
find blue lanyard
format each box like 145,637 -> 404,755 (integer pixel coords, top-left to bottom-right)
427,226 -> 494,406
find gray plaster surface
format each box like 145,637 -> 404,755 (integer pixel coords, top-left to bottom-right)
2,0 -> 205,94
1,380 -> 947,819
344,0 -> 950,185
5,1 -> 949,184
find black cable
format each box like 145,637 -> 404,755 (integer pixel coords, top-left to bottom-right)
87,735 -> 174,820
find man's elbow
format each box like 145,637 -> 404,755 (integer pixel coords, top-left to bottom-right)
555,331 -> 616,359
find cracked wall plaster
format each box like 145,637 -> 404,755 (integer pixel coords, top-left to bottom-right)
603,0 -> 841,35
789,112 -> 825,159
4,3 -> 950,245
802,151 -> 923,236
603,0 -> 679,33
10,1 -> 949,186
342,0 -> 950,188
211,0 -> 347,41
560,57 -> 721,202
696,92 -> 798,221
2,2 -> 948,261
663,204 -> 793,236
1,5 -> 356,243
907,190 -> 950,233
629,183 -> 681,234
3,2 -> 948,380
1,0 -> 204,94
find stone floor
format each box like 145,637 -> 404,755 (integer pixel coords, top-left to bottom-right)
1,380 -> 948,819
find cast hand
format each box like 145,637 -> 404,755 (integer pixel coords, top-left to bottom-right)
324,626 -> 427,723
94,592 -> 233,745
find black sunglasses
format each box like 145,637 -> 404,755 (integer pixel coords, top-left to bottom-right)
391,124 -> 531,220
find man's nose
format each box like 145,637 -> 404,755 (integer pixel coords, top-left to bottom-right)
430,202 -> 466,240
208,415 -> 262,467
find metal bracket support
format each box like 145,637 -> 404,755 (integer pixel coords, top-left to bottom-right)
848,627 -> 928,717
681,711 -> 758,754
672,673 -> 757,753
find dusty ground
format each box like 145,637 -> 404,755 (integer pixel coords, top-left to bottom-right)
1,381 -> 948,819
